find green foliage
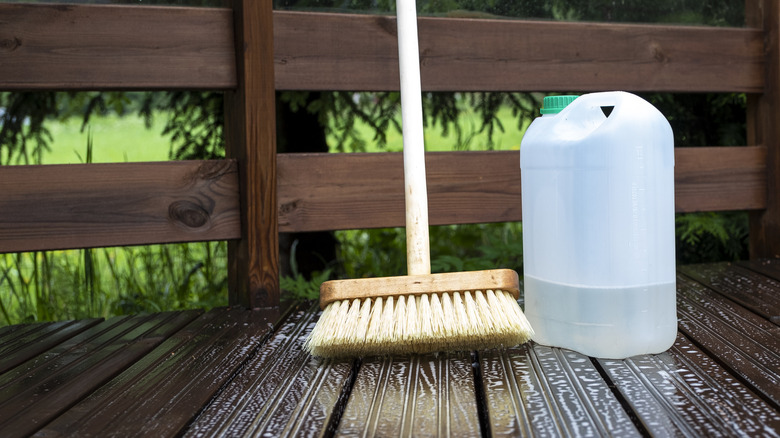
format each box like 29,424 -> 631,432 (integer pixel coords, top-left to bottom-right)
642,93 -> 747,147
280,269 -> 333,302
154,91 -> 225,160
0,243 -> 228,326
676,212 -> 749,264
335,223 -> 523,280
337,228 -> 407,279
0,92 -> 55,165
276,0 -> 743,26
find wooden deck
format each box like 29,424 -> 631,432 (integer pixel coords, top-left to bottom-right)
1,261 -> 777,437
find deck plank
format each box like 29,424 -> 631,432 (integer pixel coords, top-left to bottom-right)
0,263 -> 777,436
679,262 -> 780,324
598,333 -> 780,437
740,258 -> 780,283
0,311 -> 200,438
676,273 -> 780,408
0,318 -> 103,374
480,344 -> 640,436
33,307 -> 274,437
184,304 -> 353,437
338,353 -> 481,437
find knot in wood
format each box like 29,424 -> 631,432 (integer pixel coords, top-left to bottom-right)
376,16 -> 397,37
192,160 -> 234,183
279,199 -> 299,215
0,37 -> 21,52
169,200 -> 210,229
650,42 -> 669,64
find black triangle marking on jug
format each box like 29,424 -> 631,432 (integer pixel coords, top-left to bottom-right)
601,106 -> 615,117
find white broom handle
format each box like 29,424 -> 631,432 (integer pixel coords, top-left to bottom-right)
397,0 -> 431,276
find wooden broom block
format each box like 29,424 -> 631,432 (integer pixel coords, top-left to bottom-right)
319,269 -> 520,309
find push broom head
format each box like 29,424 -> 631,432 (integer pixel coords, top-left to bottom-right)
306,0 -> 534,358
305,269 -> 534,358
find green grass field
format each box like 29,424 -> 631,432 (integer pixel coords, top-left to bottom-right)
43,114 -> 171,164
40,105 -> 524,166
330,105 -> 526,153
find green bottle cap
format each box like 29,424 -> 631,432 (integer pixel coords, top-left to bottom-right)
541,95 -> 579,115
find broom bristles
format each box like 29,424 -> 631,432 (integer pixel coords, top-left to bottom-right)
305,289 -> 534,358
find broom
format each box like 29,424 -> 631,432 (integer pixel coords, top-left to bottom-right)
305,0 -> 533,358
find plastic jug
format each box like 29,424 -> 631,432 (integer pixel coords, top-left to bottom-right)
519,91 -> 677,359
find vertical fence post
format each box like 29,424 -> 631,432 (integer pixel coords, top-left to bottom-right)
225,0 -> 279,309
748,0 -> 780,259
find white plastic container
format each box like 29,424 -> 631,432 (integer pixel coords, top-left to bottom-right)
519,91 -> 677,359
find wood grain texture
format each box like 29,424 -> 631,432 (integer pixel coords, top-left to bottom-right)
598,334 -> 780,436
34,308 -> 272,437
677,272 -> 780,408
0,4 -> 236,90
480,344 -> 639,436
224,0 -> 279,309
1,311 -> 200,438
0,319 -> 103,375
320,269 -> 520,308
748,0 -> 780,259
680,262 -> 780,325
0,5 -> 762,93
674,146 -> 767,212
0,147 -> 764,253
274,11 -> 764,93
0,278 -> 778,436
338,353 -> 481,437
0,161 -> 240,253
277,147 -> 767,233
185,304 -> 353,437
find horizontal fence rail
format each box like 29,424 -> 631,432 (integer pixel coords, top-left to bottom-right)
0,4 -> 764,92
274,12 -> 764,93
277,147 -> 767,232
0,4 -> 236,90
0,147 -> 765,252
0,161 -> 241,253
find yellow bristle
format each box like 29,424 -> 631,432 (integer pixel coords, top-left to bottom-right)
363,296 -> 384,352
404,293 -> 419,343
306,270 -> 534,358
416,294 -> 433,353
378,296 -> 396,347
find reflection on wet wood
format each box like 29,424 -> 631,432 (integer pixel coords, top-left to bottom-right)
0,311 -> 201,437
598,334 -> 780,437
740,258 -> 780,283
0,318 -> 103,374
34,307 -> 273,437
481,344 -> 640,436
677,273 -> 780,407
680,262 -> 780,324
338,352 -> 480,437
185,304 -> 353,437
2,263 -> 780,436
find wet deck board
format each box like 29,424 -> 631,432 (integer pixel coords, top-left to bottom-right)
34,307 -> 276,437
680,262 -> 780,324
598,333 -> 780,436
480,345 -> 640,436
0,261 -> 778,437
677,272 -> 780,407
0,311 -> 200,437
338,353 -> 481,437
0,318 -> 103,374
185,303 -> 353,436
